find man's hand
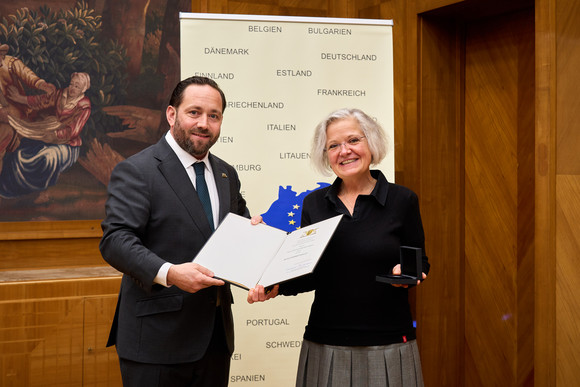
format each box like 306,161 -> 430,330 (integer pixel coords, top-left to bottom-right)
167,262 -> 224,293
250,215 -> 264,225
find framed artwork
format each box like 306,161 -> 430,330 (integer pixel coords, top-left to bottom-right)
0,0 -> 189,222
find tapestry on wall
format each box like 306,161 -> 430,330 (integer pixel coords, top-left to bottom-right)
0,0 -> 189,221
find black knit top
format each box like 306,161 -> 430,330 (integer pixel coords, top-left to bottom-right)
279,170 -> 430,346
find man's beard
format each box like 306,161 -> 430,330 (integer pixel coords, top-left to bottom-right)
172,117 -> 218,158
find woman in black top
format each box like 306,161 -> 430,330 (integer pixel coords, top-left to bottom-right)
249,108 -> 429,387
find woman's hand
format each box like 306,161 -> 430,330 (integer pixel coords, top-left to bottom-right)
246,218 -> 277,303
391,264 -> 427,288
247,284 -> 279,304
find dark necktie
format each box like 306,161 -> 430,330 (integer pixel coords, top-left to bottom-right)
193,162 -> 214,230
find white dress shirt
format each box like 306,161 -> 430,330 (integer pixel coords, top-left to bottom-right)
154,131 -> 220,287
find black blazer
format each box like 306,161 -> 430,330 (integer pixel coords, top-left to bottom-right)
100,136 -> 249,364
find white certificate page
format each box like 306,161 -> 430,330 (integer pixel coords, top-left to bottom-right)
192,213 -> 342,289
258,215 -> 343,287
192,213 -> 287,289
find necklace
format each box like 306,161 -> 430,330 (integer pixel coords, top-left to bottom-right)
338,177 -> 376,214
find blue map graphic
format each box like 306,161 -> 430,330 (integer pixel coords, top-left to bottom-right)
261,182 -> 331,233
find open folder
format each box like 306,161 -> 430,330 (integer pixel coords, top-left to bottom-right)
192,212 -> 343,289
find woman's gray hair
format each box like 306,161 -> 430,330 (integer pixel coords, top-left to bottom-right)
310,108 -> 389,176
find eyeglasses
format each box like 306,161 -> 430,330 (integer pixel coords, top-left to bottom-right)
324,136 -> 366,153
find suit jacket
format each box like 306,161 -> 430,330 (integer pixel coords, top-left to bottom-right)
100,136 -> 249,364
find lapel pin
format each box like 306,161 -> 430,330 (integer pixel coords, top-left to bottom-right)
222,173 -> 227,178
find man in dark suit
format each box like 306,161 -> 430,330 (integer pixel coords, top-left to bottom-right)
100,76 -> 254,386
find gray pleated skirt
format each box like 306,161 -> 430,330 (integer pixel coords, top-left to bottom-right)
295,339 -> 424,387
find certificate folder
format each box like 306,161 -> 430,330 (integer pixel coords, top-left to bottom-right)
193,213 -> 343,290
376,246 -> 422,285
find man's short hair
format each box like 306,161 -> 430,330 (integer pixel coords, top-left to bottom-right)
169,76 -> 226,113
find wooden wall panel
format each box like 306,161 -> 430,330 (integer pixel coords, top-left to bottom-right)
417,0 -> 464,14
555,175 -> 580,385
380,0 -> 411,182
190,0 -> 386,20
464,15 -> 518,387
515,11 -> 535,387
0,239 -> 103,271
534,0 -> 557,384
417,17 -> 463,387
192,0 -> 351,17
555,0 -> 580,174
0,221 -> 103,271
554,0 -> 580,385
27,298 -> 85,386
0,277 -> 121,386
83,296 -> 123,387
536,0 -> 580,385
463,9 -> 534,387
1,297 -> 84,386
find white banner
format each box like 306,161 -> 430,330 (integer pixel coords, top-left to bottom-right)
180,13 -> 394,385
